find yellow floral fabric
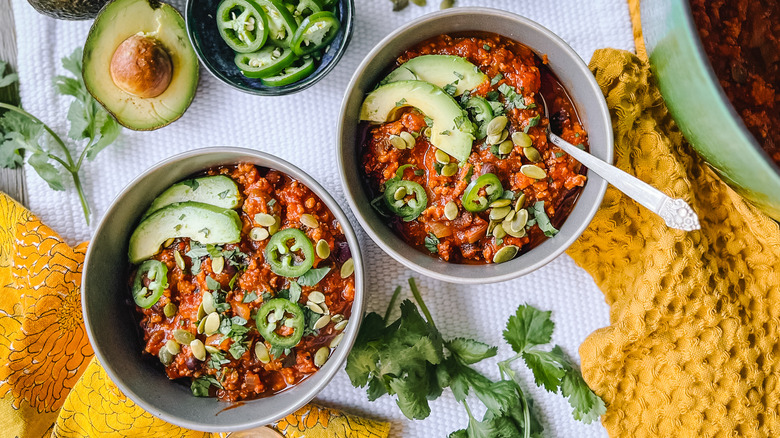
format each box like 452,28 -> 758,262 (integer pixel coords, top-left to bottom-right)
567,49 -> 780,437
0,193 -> 389,437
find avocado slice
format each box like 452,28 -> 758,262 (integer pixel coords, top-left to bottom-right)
142,175 -> 241,219
381,55 -> 487,96
360,80 -> 475,162
83,0 -> 199,131
128,201 -> 242,264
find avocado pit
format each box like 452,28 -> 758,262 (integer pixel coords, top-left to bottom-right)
110,34 -> 173,98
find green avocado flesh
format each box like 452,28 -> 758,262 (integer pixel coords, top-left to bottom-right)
142,175 -> 241,219
128,201 -> 242,264
83,0 -> 199,130
381,55 -> 487,96
360,80 -> 475,162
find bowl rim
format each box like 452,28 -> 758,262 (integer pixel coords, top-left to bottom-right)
336,7 -> 611,283
82,146 -> 365,431
184,0 -> 355,96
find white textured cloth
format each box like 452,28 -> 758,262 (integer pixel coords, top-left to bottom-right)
10,0 -> 633,435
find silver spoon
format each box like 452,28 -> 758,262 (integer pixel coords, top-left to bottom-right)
538,94 -> 700,231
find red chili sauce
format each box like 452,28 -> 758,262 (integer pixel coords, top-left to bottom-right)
131,163 -> 355,401
360,34 -> 588,264
690,0 -> 780,165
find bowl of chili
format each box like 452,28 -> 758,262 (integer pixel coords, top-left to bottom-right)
641,0 -> 780,221
337,8 -> 612,283
82,147 -> 364,431
185,0 -> 354,95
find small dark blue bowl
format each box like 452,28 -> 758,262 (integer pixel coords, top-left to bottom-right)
185,0 -> 354,95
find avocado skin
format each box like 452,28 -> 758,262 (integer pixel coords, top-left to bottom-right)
26,0 -> 109,20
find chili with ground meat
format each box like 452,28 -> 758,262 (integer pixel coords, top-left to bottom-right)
130,163 -> 355,401
360,34 -> 588,264
690,0 -> 780,165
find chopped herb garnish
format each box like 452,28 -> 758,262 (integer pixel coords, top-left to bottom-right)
243,291 -> 258,303
288,281 -> 302,303
500,190 -> 515,200
395,98 -> 407,106
498,83 -> 526,110
298,267 -> 331,287
574,132 -> 580,138
206,277 -> 221,291
191,375 -> 221,397
483,44 -> 491,51
490,73 -> 504,86
217,189 -> 230,199
555,152 -> 565,158
228,272 -> 240,289
267,199 -> 277,208
424,116 -> 434,126
174,224 -> 182,232
206,351 -> 230,369
532,201 -> 558,237
182,179 -> 199,191
443,83 -> 457,95
424,233 -> 440,253
199,227 -> 210,238
414,169 -> 425,176
462,165 -> 473,182
486,90 -> 499,101
524,114 -> 541,133
229,341 -> 248,359
453,71 -> 465,80
440,130 -> 451,136
434,162 -> 444,175
454,115 -> 467,129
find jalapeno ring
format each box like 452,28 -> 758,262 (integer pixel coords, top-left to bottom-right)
461,173 -> 503,212
132,260 -> 168,308
255,298 -> 305,348
216,0 -> 269,53
384,180 -> 428,221
264,228 -> 315,277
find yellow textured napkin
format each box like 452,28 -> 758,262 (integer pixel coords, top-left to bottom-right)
0,194 -> 389,438
567,47 -> 780,437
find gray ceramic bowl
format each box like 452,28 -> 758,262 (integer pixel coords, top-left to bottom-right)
82,147 -> 364,432
337,8 -> 612,284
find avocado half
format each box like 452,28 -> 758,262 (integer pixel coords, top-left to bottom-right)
82,0 -> 199,131
26,0 -> 108,20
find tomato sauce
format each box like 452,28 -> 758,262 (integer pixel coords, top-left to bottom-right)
131,163 -> 355,401
360,34 -> 588,263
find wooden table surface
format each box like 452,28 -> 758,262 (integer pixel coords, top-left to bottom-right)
0,0 -> 26,207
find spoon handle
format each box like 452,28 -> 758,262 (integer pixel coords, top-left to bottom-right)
549,134 -> 701,231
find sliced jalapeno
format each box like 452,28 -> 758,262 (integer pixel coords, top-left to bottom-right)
261,56 -> 316,86
294,0 -> 322,18
384,179 -> 428,221
234,44 -> 296,78
465,96 -> 494,140
255,298 -> 305,348
254,0 -> 298,45
216,0 -> 269,53
462,173 -> 503,212
265,228 -> 315,277
132,260 -> 168,309
290,11 -> 340,56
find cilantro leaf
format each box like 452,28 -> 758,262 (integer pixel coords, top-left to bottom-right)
288,281 -> 302,303
206,276 -> 221,291
561,361 -> 606,424
0,61 -> 18,89
503,304 -> 555,353
298,267 -> 330,286
424,232 -> 439,253
28,150 -> 65,191
446,338 -> 497,365
191,375 -> 221,397
522,347 -> 567,392
532,201 -> 559,237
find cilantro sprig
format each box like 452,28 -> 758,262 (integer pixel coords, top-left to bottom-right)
0,49 -> 121,224
346,279 -> 606,437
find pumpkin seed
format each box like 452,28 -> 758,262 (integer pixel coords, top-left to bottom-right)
307,302 -> 325,314
505,225 -> 526,238
331,314 -> 344,323
393,186 -> 407,201
250,227 -> 269,241
315,239 -> 331,259
493,223 -> 507,239
202,292 -> 216,314
489,198 -> 511,208
435,149 -> 450,164
424,127 -> 432,138
497,129 -> 509,144
204,312 -> 220,335
400,131 -> 416,148
511,209 -> 529,232
492,245 -> 519,263
334,319 -> 348,331
190,339 -> 206,361
254,213 -> 276,227
389,135 -> 407,150
255,342 -> 270,363
330,333 -> 344,348
486,221 -> 497,237
314,315 -> 331,330
174,329 -> 195,345
441,163 -> 458,177
523,147 -> 542,162
163,238 -> 175,248
174,250 -> 185,270
520,164 -> 547,179
159,347 -> 173,366
301,213 -> 319,229
487,115 -> 508,136
440,0 -> 454,7
340,258 -> 354,278
515,193 -> 526,211
197,302 -> 206,321
504,209 -> 516,223
512,131 -> 533,147
489,206 -> 511,221
308,291 -> 326,304
498,140 -> 514,155
314,346 -> 329,367
486,133 -> 502,145
319,302 -> 330,315
197,317 -> 207,334
444,201 -> 458,220
211,256 -> 224,275
268,215 -> 281,235
205,345 -> 220,354
164,302 -> 177,318
165,339 -> 180,355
